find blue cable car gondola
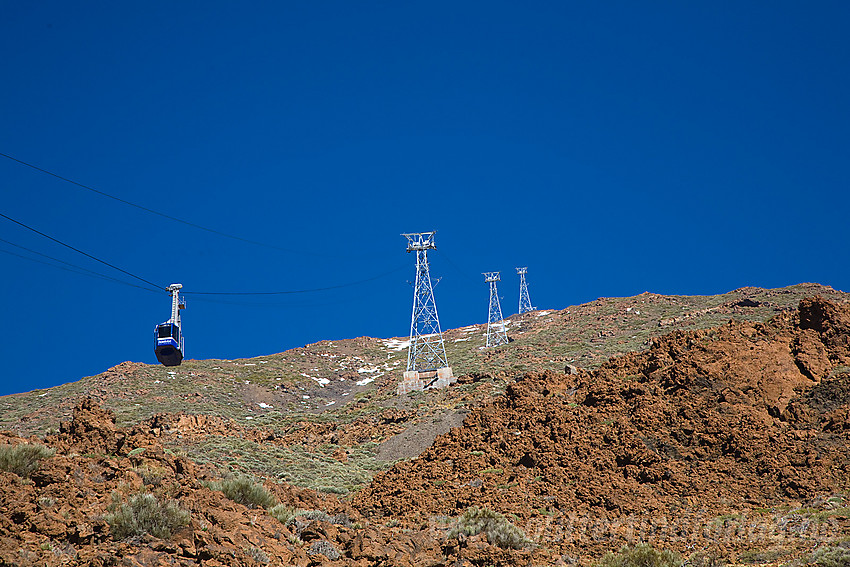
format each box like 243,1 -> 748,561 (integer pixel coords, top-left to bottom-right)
155,283 -> 185,366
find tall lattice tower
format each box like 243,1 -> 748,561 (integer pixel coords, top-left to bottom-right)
517,267 -> 534,314
483,271 -> 509,347
398,231 -> 454,394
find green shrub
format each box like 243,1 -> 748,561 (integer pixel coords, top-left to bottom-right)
687,551 -> 724,567
308,540 -> 340,560
0,443 -> 55,478
269,504 -> 297,525
215,476 -> 275,509
105,492 -> 190,540
295,509 -> 333,524
447,506 -> 529,550
810,545 -> 850,567
134,464 -> 167,486
598,543 -> 682,567
244,546 -> 270,564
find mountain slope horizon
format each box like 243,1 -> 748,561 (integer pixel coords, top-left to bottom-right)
1,283 -> 849,565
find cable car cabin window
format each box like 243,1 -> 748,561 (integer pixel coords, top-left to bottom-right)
158,325 -> 179,340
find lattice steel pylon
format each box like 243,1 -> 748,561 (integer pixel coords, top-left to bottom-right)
483,271 -> 509,347
517,267 -> 534,314
402,231 -> 450,373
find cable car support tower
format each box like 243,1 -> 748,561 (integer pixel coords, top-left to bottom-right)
517,267 -> 534,314
483,272 -> 509,347
398,231 -> 454,394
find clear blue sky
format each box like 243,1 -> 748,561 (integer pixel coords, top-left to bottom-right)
2,2 -> 849,396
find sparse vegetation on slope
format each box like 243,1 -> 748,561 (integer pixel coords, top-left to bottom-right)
210,475 -> 276,509
808,545 -> 850,567
105,491 -> 190,540
0,443 -> 54,478
598,543 -> 682,567
448,506 -> 529,549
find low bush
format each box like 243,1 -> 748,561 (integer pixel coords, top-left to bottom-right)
810,545 -> 850,567
244,546 -> 270,564
308,540 -> 340,560
293,509 -> 333,524
687,550 -> 724,567
214,476 -> 276,509
269,503 -> 296,525
0,443 -> 55,478
105,492 -> 190,540
134,464 -> 167,486
598,543 -> 682,567
447,506 -> 528,550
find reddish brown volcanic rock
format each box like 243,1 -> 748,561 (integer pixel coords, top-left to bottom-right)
0,400 -> 360,566
356,297 -> 850,560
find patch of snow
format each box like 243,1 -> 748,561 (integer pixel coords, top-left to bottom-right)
356,376 -> 376,386
244,380 -> 251,384
453,337 -> 470,342
536,310 -> 552,317
325,400 -> 336,407
302,395 -> 310,399
358,366 -> 380,374
310,376 -> 330,387
245,416 -> 253,420
342,392 -> 350,396
38,392 -> 47,397
258,360 -> 268,364
258,403 -> 273,409
383,338 -> 410,352
154,380 -> 161,384
168,371 -> 177,375
244,363 -> 256,366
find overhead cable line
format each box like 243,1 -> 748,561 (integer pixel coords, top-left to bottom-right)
0,151 -> 303,255
0,245 -> 109,280
0,212 -> 166,291
439,250 -> 479,285
1,211 -> 407,298
0,237 -> 162,293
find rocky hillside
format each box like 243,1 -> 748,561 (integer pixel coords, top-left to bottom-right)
1,284 -> 849,565
357,297 -> 850,562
